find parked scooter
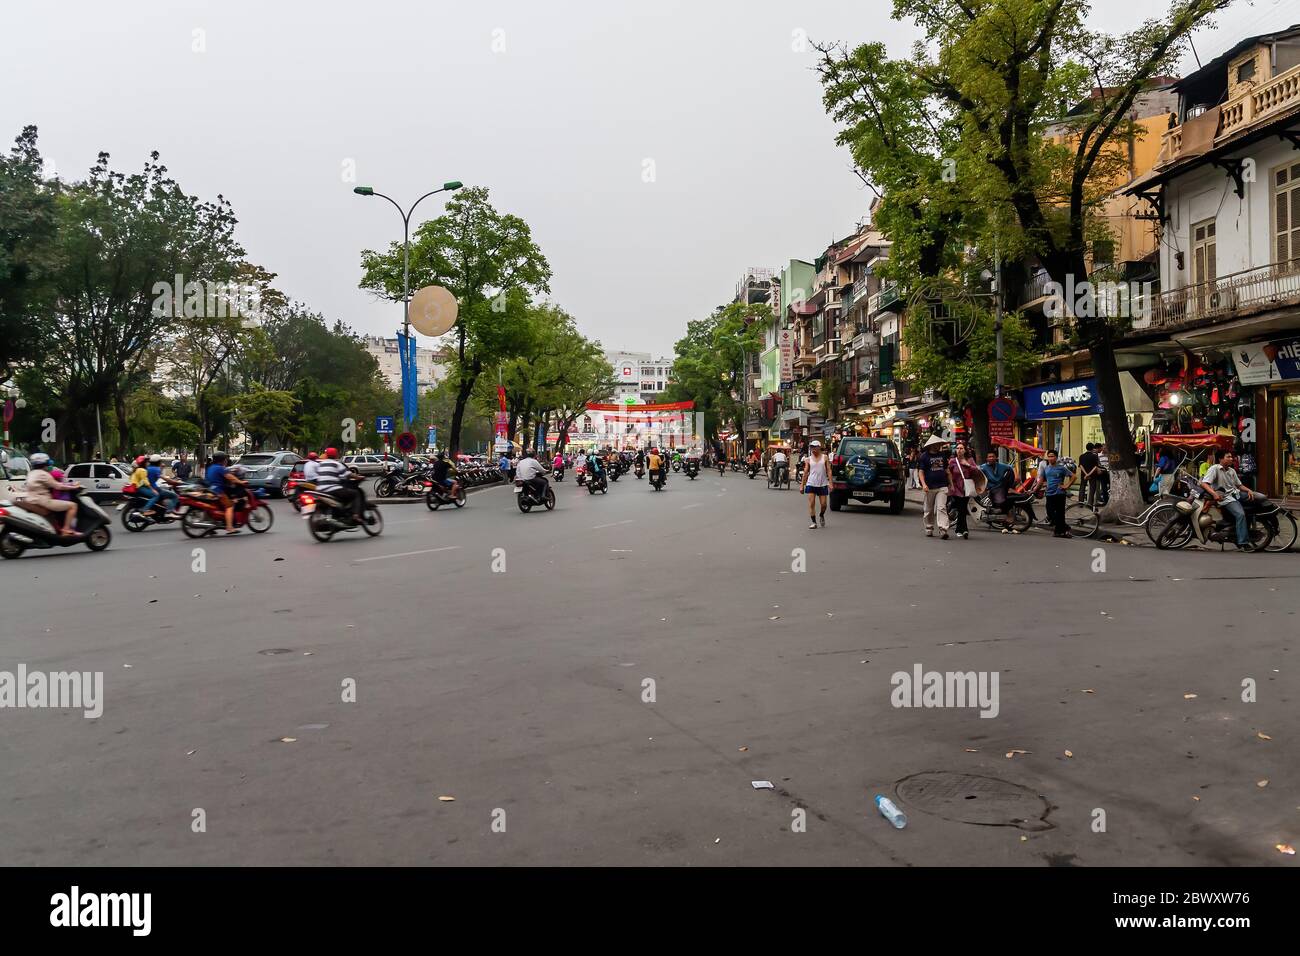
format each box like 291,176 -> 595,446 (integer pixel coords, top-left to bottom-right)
0,486 -> 113,558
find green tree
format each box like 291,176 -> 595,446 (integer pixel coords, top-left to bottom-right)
664,302 -> 766,441
358,186 -> 551,454
0,126 -> 59,386
235,384 -> 299,450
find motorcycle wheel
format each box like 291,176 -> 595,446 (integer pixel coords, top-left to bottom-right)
1265,510 -> 1298,552
587,483 -> 597,495
1155,516 -> 1191,550
121,502 -> 151,532
247,505 -> 274,533
453,486 -> 466,508
361,505 -> 384,536
0,532 -> 25,559
1246,520 -> 1273,552
85,526 -> 112,551
373,477 -> 394,499
544,488 -> 556,510
308,510 -> 335,542
181,508 -> 215,538
426,490 -> 442,511
518,494 -> 532,513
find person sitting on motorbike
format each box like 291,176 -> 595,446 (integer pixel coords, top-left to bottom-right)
1200,449 -> 1266,551
129,455 -> 150,495
142,454 -> 181,515
516,449 -> 549,499
302,451 -> 320,483
431,451 -> 460,499
635,448 -> 645,469
980,451 -> 1017,528
587,452 -> 604,483
205,451 -> 245,534
552,451 -> 565,474
315,447 -> 365,521
647,447 -> 664,481
22,452 -> 81,536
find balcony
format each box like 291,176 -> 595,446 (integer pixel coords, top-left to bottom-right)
1160,60 -> 1300,166
1144,260 -> 1300,331
867,283 -> 901,317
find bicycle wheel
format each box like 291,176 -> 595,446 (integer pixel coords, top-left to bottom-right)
1265,509 -> 1298,552
1064,501 -> 1099,538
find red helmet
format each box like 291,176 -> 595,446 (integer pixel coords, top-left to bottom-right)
134,455 -> 147,466
324,447 -> 340,459
307,452 -> 319,460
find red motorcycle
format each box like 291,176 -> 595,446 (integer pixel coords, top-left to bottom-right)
179,485 -> 274,537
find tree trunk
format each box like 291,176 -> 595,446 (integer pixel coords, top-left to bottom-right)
114,391 -> 130,456
449,369 -> 479,457
969,401 -> 992,458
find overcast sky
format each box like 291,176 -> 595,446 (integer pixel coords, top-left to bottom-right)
4,0 -> 1298,357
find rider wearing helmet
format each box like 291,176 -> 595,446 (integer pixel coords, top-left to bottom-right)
431,451 -> 459,499
23,452 -> 81,536
129,455 -> 150,495
314,447 -> 365,520
302,451 -> 321,483
142,453 -> 181,516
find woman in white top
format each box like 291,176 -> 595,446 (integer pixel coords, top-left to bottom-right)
803,440 -> 831,529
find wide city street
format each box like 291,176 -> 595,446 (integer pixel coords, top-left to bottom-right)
1,474 -> 1293,866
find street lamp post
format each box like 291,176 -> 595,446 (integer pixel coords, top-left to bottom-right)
353,181 -> 462,434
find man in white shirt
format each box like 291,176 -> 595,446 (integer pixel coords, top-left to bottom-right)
770,448 -> 788,485
516,450 -> 549,499
1200,450 -> 1265,549
302,452 -> 320,482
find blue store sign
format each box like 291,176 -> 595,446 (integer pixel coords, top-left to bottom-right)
1023,376 -> 1101,420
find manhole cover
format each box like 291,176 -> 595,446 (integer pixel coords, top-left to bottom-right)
258,648 -> 295,655
896,771 -> 1053,831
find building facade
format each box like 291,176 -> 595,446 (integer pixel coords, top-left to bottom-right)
361,336 -> 449,392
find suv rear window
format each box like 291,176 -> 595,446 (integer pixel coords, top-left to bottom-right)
239,455 -> 276,465
838,439 -> 895,459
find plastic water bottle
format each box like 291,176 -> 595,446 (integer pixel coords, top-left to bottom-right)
875,794 -> 907,829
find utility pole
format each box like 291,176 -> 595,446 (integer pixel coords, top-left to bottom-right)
994,233 -> 1004,397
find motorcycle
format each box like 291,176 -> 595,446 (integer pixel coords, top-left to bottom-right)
684,459 -> 700,480
717,459 -> 727,476
970,490 -> 1034,534
730,459 -> 742,472
649,467 -> 665,491
746,460 -> 759,479
373,466 -> 429,499
118,484 -> 188,531
425,481 -> 467,510
300,488 -> 384,541
179,486 -> 275,538
286,478 -> 315,512
553,464 -> 565,482
1156,492 -> 1276,551
586,468 -> 608,494
671,458 -> 682,473
0,486 -> 113,558
515,479 -> 556,512
634,462 -> 645,480
608,461 -> 621,482
576,466 -> 587,487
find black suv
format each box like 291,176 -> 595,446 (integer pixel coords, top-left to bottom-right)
829,436 -> 906,514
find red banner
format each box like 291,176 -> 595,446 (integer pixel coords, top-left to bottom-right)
585,401 -> 694,412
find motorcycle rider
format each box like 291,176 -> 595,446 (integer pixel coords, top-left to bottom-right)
142,454 -> 181,516
770,446 -> 788,484
516,448 -> 549,501
647,446 -> 663,484
1200,449 -> 1266,551
315,447 -> 366,521
205,451 -> 246,535
302,451 -> 321,483
22,452 -> 81,536
431,451 -> 460,500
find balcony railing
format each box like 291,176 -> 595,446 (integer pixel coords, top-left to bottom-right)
867,283 -> 901,316
1161,59 -> 1300,164
1145,260 -> 1300,330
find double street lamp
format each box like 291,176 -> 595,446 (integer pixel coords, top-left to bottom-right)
353,180 -> 463,433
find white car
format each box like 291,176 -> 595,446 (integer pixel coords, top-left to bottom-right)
1,445 -> 31,498
64,461 -> 133,500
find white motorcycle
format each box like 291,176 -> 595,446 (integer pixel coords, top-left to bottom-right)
0,487 -> 113,558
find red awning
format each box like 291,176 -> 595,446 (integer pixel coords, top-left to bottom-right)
1149,433 -> 1234,451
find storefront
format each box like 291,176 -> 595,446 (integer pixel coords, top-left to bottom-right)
1232,335 -> 1300,497
1021,377 -> 1101,462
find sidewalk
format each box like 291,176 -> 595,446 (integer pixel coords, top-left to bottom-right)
902,486 -> 1139,543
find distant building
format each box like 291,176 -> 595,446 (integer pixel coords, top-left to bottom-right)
362,336 -> 449,391
603,349 -> 674,403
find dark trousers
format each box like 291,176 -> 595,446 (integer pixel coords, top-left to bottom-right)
949,495 -> 969,533
1046,493 -> 1068,534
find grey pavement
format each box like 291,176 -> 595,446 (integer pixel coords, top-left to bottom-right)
0,470 -> 1295,865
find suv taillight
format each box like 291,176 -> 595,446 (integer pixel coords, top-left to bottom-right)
833,455 -> 844,467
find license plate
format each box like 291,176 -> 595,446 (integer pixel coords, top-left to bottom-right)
853,491 -> 873,498
301,502 -> 315,514
514,486 -> 523,493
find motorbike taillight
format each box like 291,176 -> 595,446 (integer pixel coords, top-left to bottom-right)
300,494 -> 314,505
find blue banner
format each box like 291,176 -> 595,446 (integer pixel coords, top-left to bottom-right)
1023,376 -> 1101,420
397,332 -> 419,428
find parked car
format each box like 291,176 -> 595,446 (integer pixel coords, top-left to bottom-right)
0,445 -> 32,498
234,451 -> 303,497
829,436 -> 906,513
342,454 -> 386,476
64,461 -> 133,500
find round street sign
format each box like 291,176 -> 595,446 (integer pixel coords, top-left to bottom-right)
396,431 -> 417,453
408,285 -> 459,337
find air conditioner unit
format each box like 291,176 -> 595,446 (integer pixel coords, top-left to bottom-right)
1207,287 -> 1238,311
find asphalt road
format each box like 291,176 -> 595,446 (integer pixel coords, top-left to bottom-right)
0,469 -> 1295,866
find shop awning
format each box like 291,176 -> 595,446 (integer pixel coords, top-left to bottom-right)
1120,371 -> 1154,413
993,436 -> 1047,456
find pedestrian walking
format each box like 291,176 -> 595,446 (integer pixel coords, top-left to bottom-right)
947,441 -> 982,539
803,440 -> 830,529
1035,449 -> 1075,537
918,434 -> 951,539
906,447 -> 921,489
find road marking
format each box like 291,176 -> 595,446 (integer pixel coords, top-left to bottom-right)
592,519 -> 634,529
682,503 -> 702,509
353,546 -> 461,563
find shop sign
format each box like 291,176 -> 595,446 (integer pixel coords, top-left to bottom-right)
778,329 -> 795,385
872,388 -> 896,407
1232,336 -> 1300,384
1023,377 -> 1100,420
